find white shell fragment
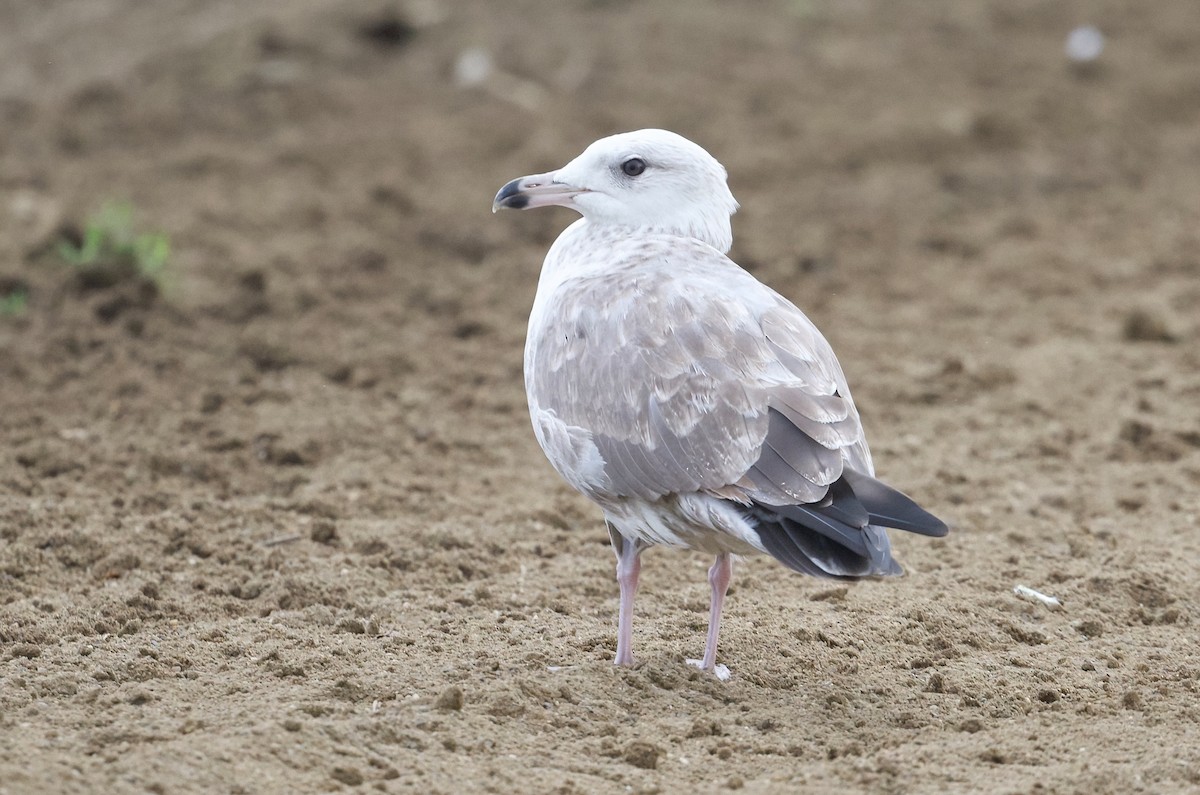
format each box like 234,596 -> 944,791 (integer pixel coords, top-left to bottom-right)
1013,584 -> 1063,610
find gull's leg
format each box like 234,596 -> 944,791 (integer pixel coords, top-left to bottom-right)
608,523 -> 644,667
687,553 -> 733,680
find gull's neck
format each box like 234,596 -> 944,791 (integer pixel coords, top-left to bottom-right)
529,218 -> 728,327
543,218 -> 729,275
559,211 -> 732,255
607,209 -> 734,255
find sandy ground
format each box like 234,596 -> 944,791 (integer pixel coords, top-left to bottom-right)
2,1 -> 1200,792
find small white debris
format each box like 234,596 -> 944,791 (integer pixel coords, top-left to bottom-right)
686,659 -> 732,681
454,48 -> 493,87
546,665 -> 563,673
1014,584 -> 1063,610
1066,26 -> 1105,63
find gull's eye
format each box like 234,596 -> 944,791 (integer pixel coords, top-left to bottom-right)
621,157 -> 646,177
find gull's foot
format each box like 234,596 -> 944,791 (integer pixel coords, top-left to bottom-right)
686,658 -> 731,681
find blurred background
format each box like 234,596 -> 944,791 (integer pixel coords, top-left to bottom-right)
2,1 -> 1199,792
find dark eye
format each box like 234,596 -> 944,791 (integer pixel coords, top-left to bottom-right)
621,157 -> 646,177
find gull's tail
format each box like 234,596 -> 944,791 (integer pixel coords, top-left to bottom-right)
743,469 -> 948,578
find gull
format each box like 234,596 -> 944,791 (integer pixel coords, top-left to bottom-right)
493,129 -> 948,677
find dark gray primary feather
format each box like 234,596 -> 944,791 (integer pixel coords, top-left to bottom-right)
842,468 -> 949,537
751,506 -> 902,578
737,402 -> 942,577
746,467 -> 945,577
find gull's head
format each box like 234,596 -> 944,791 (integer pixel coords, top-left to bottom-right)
492,129 -> 739,253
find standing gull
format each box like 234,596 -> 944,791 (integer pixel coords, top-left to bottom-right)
493,129 -> 948,677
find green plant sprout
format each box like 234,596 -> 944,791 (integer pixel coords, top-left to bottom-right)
0,289 -> 28,317
58,203 -> 171,283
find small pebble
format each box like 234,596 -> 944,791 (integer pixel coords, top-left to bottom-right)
454,48 -> 493,87
1066,26 -> 1104,62
435,685 -> 464,711
623,741 -> 660,770
331,767 -> 364,787
1123,307 -> 1179,343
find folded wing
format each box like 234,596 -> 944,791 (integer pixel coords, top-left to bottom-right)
527,236 -> 946,576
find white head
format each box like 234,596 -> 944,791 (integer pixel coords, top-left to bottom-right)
493,129 -> 739,253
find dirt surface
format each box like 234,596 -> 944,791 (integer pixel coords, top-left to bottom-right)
2,1 -> 1200,792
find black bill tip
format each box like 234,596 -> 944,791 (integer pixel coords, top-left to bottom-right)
492,178 -> 529,212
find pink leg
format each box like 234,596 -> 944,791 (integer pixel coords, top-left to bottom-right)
699,553 -> 733,671
609,525 -> 643,666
